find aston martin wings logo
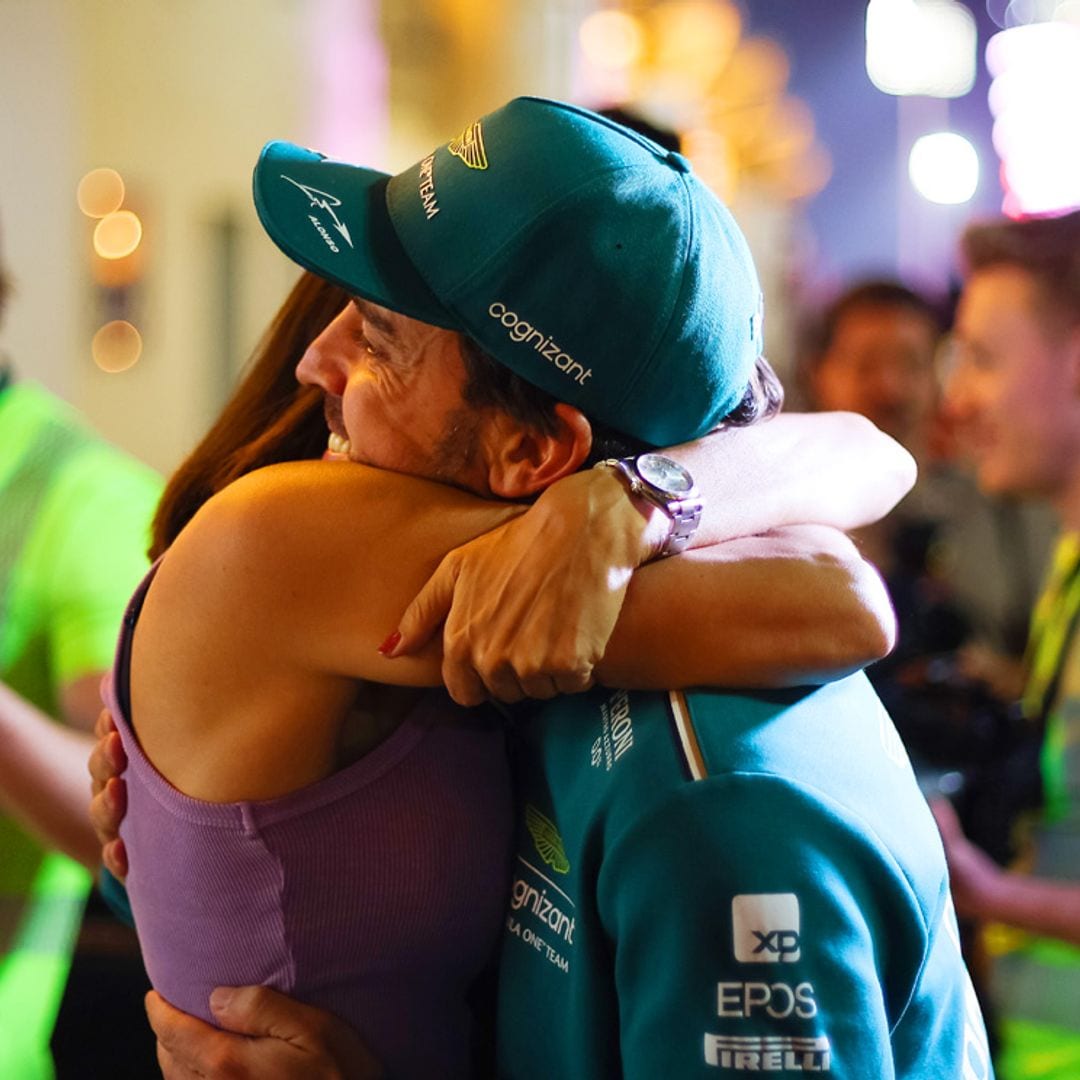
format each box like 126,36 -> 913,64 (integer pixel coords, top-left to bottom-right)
525,804 -> 569,874
448,121 -> 489,170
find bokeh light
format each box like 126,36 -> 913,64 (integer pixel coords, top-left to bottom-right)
908,132 -> 980,204
648,1 -> 741,84
93,210 -> 143,259
77,168 -> 125,218
991,0 -> 1080,25
987,20 -> 1080,213
867,0 -> 976,97
91,321 -> 143,372
1057,1 -> 1080,24
579,11 -> 645,71
1005,0 -> 1060,25
579,0 -> 826,204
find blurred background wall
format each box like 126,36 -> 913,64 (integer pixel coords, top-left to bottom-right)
1,0 -> 1077,473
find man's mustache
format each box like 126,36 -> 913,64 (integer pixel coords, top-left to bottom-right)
323,395 -> 344,435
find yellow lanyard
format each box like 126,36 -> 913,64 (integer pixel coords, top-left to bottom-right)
1024,532 -> 1080,725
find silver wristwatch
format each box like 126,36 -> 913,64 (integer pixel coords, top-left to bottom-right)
596,453 -> 702,557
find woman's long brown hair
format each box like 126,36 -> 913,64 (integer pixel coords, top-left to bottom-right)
149,272 -> 348,558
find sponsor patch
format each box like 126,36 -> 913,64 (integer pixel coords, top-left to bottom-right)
732,893 -> 801,964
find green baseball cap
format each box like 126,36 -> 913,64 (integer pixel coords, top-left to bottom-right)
253,96 -> 763,446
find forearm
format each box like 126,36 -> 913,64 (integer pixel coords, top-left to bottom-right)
0,680 -> 101,867
664,412 -> 916,545
598,527 -> 895,688
969,870 -> 1080,946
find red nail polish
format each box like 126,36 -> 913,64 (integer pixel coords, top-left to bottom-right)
378,630 -> 402,655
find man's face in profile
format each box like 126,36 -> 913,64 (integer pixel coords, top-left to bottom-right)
295,298 -> 496,494
947,265 -> 1080,500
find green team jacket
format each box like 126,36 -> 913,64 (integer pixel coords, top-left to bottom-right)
497,673 -> 994,1078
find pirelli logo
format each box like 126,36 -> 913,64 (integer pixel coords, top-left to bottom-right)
448,120 -> 488,170
703,1034 -> 831,1071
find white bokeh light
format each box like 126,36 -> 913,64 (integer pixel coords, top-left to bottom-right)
867,0 -> 977,97
908,132 -> 980,203
987,20 -> 1080,213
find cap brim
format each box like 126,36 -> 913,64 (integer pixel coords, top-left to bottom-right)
253,142 -> 457,329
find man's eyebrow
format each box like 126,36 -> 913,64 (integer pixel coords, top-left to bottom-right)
350,297 -> 397,340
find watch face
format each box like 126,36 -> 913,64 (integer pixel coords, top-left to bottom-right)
636,453 -> 694,495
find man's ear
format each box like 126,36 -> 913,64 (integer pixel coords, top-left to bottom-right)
485,403 -> 593,499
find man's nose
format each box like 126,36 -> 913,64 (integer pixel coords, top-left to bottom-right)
296,321 -> 346,395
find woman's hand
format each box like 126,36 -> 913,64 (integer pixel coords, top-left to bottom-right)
87,706 -> 129,879
385,467 -> 666,706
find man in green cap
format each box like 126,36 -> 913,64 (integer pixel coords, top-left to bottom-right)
97,98 -> 991,1078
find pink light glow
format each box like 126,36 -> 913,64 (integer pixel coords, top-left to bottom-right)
309,0 -> 388,164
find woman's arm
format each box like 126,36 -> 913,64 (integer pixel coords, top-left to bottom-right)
664,411 -> 916,542
598,526 -> 893,690
170,461 -> 892,703
387,415 -> 911,701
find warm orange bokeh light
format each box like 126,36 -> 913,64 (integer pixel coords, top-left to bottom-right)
579,10 -> 645,70
77,168 -> 126,219
93,210 -> 143,260
648,0 -> 741,79
91,320 -> 143,372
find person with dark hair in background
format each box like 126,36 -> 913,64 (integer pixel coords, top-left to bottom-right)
0,225 -> 161,1075
802,279 -> 1052,663
801,279 -> 1055,852
930,209 -> 1080,1080
90,98 -> 990,1078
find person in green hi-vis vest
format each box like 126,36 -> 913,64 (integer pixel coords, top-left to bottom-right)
932,209 -> 1080,1080
0,234 -> 161,1076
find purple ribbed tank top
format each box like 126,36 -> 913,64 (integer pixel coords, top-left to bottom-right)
106,563 -> 513,1078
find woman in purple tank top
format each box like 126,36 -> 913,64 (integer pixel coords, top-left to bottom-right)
98,272 -> 904,1078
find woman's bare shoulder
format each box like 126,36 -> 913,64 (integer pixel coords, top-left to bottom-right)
152,460 -> 521,675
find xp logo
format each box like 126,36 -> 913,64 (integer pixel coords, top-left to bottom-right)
732,893 -> 801,964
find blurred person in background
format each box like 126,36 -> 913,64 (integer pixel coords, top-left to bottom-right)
0,226 -> 161,1073
801,279 -> 1057,1056
800,280 -> 1054,860
932,209 -> 1080,1080
801,279 -> 1051,664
